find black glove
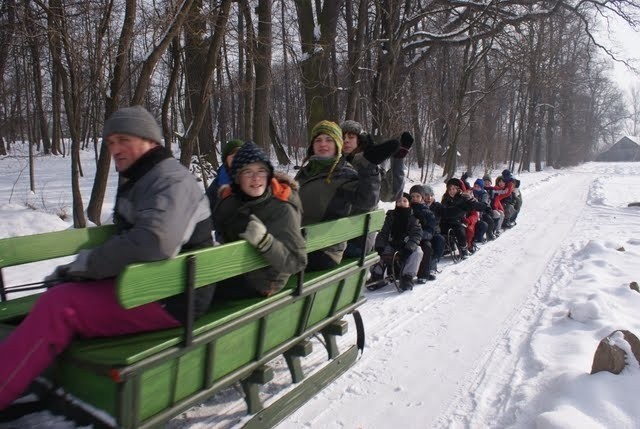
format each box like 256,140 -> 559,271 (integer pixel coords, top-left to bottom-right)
399,246 -> 413,261
394,132 -> 414,159
43,263 -> 89,286
43,264 -> 71,288
362,138 -> 400,165
357,133 -> 375,151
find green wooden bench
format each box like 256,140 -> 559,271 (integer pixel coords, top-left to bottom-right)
0,210 -> 384,428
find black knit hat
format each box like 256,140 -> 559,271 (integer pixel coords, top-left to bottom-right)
103,106 -> 163,144
409,184 -> 426,195
446,178 -> 463,189
229,141 -> 274,187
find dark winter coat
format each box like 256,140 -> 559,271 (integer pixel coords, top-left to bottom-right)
375,209 -> 422,253
426,201 -> 444,234
206,164 -> 232,218
346,152 -> 405,203
296,156 -> 380,264
410,202 -> 437,241
214,173 -> 307,296
436,192 -> 474,225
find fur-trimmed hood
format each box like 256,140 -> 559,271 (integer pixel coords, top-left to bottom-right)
273,171 -> 299,191
219,171 -> 299,205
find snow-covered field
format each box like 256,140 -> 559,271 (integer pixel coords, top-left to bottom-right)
1,146 -> 639,428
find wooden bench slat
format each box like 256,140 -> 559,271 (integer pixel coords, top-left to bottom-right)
0,225 -> 116,267
0,211 -> 384,321
117,210 -> 384,309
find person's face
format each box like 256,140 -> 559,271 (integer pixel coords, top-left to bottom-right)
473,184 -> 482,192
447,184 -> 459,197
225,149 -> 239,168
396,196 -> 410,208
496,179 -> 504,187
424,193 -> 435,205
237,162 -> 270,197
342,132 -> 358,155
410,192 -> 423,204
484,180 -> 491,187
106,133 -> 157,172
312,134 -> 337,157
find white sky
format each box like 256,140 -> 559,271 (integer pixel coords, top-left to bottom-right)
1,147 -> 640,429
603,14 -> 640,91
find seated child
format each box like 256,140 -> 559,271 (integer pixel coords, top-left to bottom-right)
409,185 -> 437,282
371,193 -> 424,291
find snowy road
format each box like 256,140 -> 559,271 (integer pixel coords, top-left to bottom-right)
277,167 -> 635,429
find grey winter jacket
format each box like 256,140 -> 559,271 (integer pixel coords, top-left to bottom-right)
71,147 -> 215,322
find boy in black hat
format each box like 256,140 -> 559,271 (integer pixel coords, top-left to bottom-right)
214,142 -> 307,298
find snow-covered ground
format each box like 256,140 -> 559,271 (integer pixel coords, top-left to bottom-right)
1,145 -> 639,428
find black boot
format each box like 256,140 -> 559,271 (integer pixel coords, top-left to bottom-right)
460,247 -> 469,259
399,275 -> 414,291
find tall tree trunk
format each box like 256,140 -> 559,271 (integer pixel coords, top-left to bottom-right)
240,0 -> 255,139
86,0 -> 135,225
253,0 -> 272,152
25,1 -> 51,154
294,0 -> 342,130
162,38 -> 181,150
344,0 -> 367,121
183,0 -> 216,161
179,0 -> 232,166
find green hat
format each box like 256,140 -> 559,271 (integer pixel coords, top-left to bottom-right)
308,120 -> 343,158
222,139 -> 244,162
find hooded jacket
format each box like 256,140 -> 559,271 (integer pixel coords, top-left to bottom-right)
375,208 -> 422,253
215,173 -> 307,296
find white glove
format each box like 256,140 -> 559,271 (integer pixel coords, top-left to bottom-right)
239,214 -> 273,252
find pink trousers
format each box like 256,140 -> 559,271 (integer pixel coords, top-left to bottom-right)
0,280 -> 180,410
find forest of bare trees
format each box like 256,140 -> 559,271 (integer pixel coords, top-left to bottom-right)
0,0 -> 639,226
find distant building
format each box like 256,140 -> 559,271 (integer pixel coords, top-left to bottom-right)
595,136 -> 640,161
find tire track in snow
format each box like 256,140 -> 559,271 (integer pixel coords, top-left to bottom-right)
280,172 -> 593,429
434,172 -> 601,429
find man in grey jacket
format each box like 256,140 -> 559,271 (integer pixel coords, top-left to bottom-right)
0,106 -> 215,411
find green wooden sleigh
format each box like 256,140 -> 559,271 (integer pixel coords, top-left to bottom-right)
0,210 -> 384,428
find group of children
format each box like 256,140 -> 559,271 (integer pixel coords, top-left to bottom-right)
370,170 -> 522,291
